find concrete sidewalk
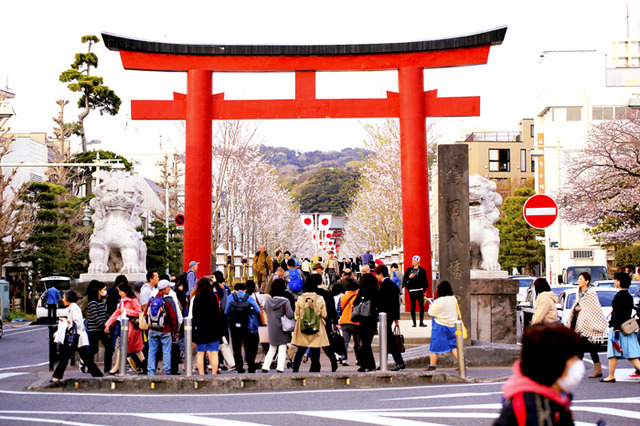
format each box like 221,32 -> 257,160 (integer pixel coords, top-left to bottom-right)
31,337 -> 519,393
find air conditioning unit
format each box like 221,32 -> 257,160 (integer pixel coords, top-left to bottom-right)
570,250 -> 593,259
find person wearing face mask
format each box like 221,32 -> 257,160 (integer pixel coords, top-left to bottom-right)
86,281 -> 112,373
494,324 -> 583,426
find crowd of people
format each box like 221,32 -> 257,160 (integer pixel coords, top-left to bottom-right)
48,248 -> 433,380
46,251 -> 640,425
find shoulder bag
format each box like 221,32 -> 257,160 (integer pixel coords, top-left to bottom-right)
350,299 -> 371,323
64,321 -> 79,347
280,303 -> 296,333
621,317 -> 639,336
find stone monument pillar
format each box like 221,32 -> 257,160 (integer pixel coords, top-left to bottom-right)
437,144 -> 471,343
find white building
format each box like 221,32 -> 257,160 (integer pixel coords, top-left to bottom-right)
2,132 -> 48,187
533,45 -> 640,283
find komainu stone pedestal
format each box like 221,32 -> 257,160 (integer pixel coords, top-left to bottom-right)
470,278 -> 518,344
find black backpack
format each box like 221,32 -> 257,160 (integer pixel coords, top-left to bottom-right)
227,293 -> 252,329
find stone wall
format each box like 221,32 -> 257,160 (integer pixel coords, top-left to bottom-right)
469,278 -> 518,344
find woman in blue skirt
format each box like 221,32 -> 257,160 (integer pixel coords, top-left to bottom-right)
425,281 -> 459,371
601,272 -> 640,382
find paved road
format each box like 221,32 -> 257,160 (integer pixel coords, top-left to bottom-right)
1,322 -> 639,425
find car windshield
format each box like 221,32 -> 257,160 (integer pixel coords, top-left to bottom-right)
566,291 -> 615,308
629,283 -> 640,296
518,278 -> 534,287
566,267 -> 608,284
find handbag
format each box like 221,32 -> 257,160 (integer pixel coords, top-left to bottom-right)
64,322 -> 79,347
281,304 -> 296,333
258,301 -> 268,326
455,300 -> 469,339
138,312 -> 149,330
351,299 -> 371,323
394,324 -> 405,353
128,315 -> 140,330
621,317 -> 639,336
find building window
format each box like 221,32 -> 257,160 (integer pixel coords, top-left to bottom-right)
566,107 -> 581,121
520,149 -> 527,172
489,149 -> 510,172
530,124 -> 534,138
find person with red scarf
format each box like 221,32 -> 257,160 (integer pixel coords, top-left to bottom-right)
495,324 -> 583,425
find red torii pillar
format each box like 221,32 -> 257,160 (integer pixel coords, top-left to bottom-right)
103,28 -> 506,279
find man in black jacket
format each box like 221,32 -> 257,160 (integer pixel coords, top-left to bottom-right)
310,274 -> 339,372
402,255 -> 429,327
375,264 -> 405,371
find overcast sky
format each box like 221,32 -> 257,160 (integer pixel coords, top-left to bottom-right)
3,0 -> 636,166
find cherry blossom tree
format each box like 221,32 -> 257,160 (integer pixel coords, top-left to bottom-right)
557,114 -> 640,243
340,118 -> 439,258
212,121 -> 314,258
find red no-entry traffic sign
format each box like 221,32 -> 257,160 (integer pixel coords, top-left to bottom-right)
523,194 -> 558,229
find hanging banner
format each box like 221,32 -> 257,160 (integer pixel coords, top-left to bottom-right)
300,214 -> 314,230
318,214 -> 332,231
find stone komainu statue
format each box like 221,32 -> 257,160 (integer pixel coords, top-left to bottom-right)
469,174 -> 502,272
87,173 -> 147,274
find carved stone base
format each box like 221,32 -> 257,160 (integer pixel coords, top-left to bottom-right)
79,273 -> 147,284
470,278 -> 518,344
470,270 -> 508,279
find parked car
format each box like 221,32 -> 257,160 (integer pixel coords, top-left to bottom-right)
35,275 -> 72,321
593,280 -> 640,306
509,275 -> 536,303
518,283 -> 573,334
556,287 -> 617,337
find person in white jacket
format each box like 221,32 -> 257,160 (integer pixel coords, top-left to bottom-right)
425,281 -> 459,371
51,290 -> 103,382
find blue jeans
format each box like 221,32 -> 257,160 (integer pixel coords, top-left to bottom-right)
148,330 -> 172,375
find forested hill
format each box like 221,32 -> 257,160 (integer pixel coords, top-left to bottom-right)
259,145 -> 370,172
259,145 -> 370,215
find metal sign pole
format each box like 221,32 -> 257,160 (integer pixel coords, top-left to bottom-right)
119,317 -> 129,377
379,312 -> 388,372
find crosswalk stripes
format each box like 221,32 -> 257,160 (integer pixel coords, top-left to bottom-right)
0,394 -> 639,425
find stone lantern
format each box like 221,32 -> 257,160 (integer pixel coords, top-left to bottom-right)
391,247 -> 400,264
233,250 -> 244,281
215,245 -> 229,273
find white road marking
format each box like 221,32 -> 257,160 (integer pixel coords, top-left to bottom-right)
0,373 -> 26,380
0,362 -> 48,372
2,326 -> 48,336
572,406 -> 640,420
575,396 -> 640,404
134,413 -> 264,425
301,410 -> 445,426
384,391 -> 502,401
0,415 -> 102,426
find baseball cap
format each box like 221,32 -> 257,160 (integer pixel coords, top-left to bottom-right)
412,255 -> 421,262
189,261 -> 199,268
158,280 -> 171,290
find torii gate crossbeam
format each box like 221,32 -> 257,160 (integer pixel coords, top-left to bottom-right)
103,27 -> 507,281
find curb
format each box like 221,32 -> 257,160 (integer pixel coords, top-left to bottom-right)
30,371 -> 510,394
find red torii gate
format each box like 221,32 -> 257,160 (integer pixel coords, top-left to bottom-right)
103,27 -> 506,280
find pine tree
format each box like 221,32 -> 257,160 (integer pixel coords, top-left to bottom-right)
59,35 -> 121,152
496,187 -> 545,274
143,220 -> 184,275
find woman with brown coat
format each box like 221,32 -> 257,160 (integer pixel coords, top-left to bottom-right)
291,280 -> 329,372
